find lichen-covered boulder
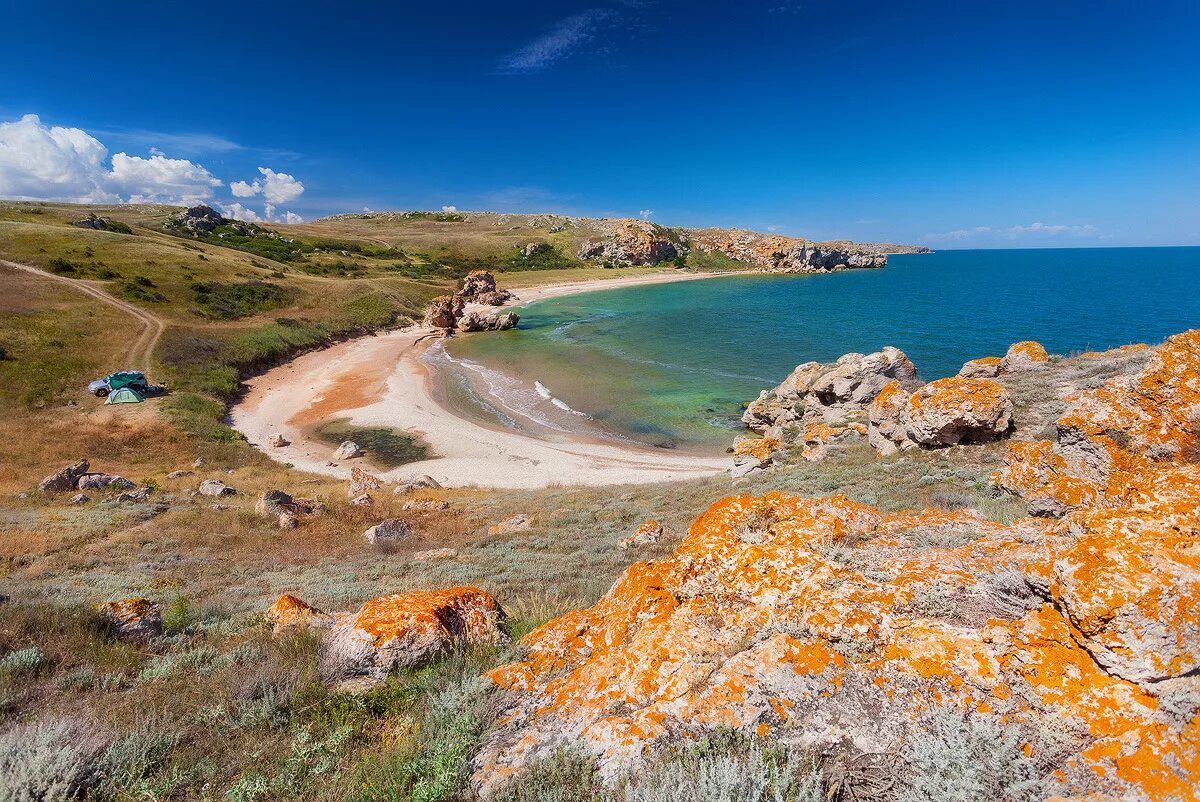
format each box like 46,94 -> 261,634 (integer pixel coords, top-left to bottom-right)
488,514 -> 530,535
730,436 -> 784,478
999,340 -> 1049,372
266,594 -> 334,635
39,459 -> 89,493
97,597 -> 162,640
319,588 -> 506,683
957,356 -> 1003,378
902,378 -> 1013,446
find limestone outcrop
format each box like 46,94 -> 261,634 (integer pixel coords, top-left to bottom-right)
266,594 -> 334,634
38,459 -> 90,493
740,347 -> 920,464
689,229 -> 888,273
473,329 -> 1200,801
957,341 -> 1051,378
458,310 -> 519,332
578,220 -> 683,265
318,588 -> 506,684
422,295 -> 465,329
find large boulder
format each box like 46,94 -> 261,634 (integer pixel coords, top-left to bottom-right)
730,436 -> 784,478
254,490 -> 325,529
423,295 -> 465,329
999,340 -> 1049,372
97,598 -> 162,640
869,377 -> 1013,452
333,441 -> 364,461
318,588 -> 507,683
957,356 -> 1003,378
39,459 -> 89,493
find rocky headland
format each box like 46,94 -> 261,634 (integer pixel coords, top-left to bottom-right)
466,330 -> 1200,800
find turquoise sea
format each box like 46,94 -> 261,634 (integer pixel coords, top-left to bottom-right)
444,247 -> 1200,452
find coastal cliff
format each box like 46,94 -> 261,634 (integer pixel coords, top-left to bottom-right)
575,218 -> 921,271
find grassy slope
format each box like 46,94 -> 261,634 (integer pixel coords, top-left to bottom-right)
0,202 -> 1013,801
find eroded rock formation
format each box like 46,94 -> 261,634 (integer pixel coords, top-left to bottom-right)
474,329 -> 1200,801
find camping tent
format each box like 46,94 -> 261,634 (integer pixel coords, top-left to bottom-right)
106,387 -> 144,404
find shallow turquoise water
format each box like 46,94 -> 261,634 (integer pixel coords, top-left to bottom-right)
447,247 -> 1200,450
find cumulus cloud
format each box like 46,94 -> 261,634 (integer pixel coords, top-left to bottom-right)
442,205 -> 458,213
639,209 -> 653,219
218,202 -> 262,222
500,9 -> 612,72
0,113 -> 222,205
283,211 -> 304,224
257,167 -> 304,204
109,151 -> 222,204
230,179 -> 260,197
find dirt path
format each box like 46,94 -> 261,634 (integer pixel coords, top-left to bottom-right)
0,258 -> 165,370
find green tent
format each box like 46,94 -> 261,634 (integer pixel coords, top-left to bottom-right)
106,386 -> 145,404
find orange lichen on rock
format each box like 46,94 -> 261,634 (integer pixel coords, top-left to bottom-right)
473,331 -> 1200,800
733,436 -> 782,461
96,597 -> 163,640
870,377 -> 1013,453
1001,340 -> 1050,371
320,587 -> 506,683
266,593 -> 333,634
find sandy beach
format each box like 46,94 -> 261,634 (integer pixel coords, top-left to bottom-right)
230,270 -> 741,488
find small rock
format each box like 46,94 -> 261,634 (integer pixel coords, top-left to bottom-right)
266,594 -> 334,635
211,504 -> 230,511
349,466 -> 382,498
113,487 -> 153,503
70,493 -> 90,505
268,433 -> 290,448
488,514 -> 531,535
413,548 -> 459,561
351,492 -> 374,506
333,441 -> 364,461
198,479 -> 237,497
364,519 -> 415,544
403,496 -> 450,512
39,459 -> 89,493
167,470 -> 193,479
395,475 -> 442,494
619,519 -> 664,549
96,597 -> 162,640
192,458 -> 206,469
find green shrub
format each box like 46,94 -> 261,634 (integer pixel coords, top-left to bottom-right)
897,707 -> 1041,802
0,719 -> 105,802
190,281 -> 298,320
0,646 -> 48,675
48,257 -> 80,274
162,595 -> 192,633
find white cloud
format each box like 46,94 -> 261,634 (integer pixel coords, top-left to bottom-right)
0,114 -> 117,202
442,205 -> 458,213
1004,222 -> 1098,238
256,167 -> 303,204
925,225 -> 994,241
0,113 -> 221,205
230,179 -> 260,197
283,211 -> 304,224
639,209 -> 653,219
109,151 -> 222,204
218,202 -> 262,222
500,9 -> 611,72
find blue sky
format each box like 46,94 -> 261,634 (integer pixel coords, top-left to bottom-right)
1,0 -> 1198,247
